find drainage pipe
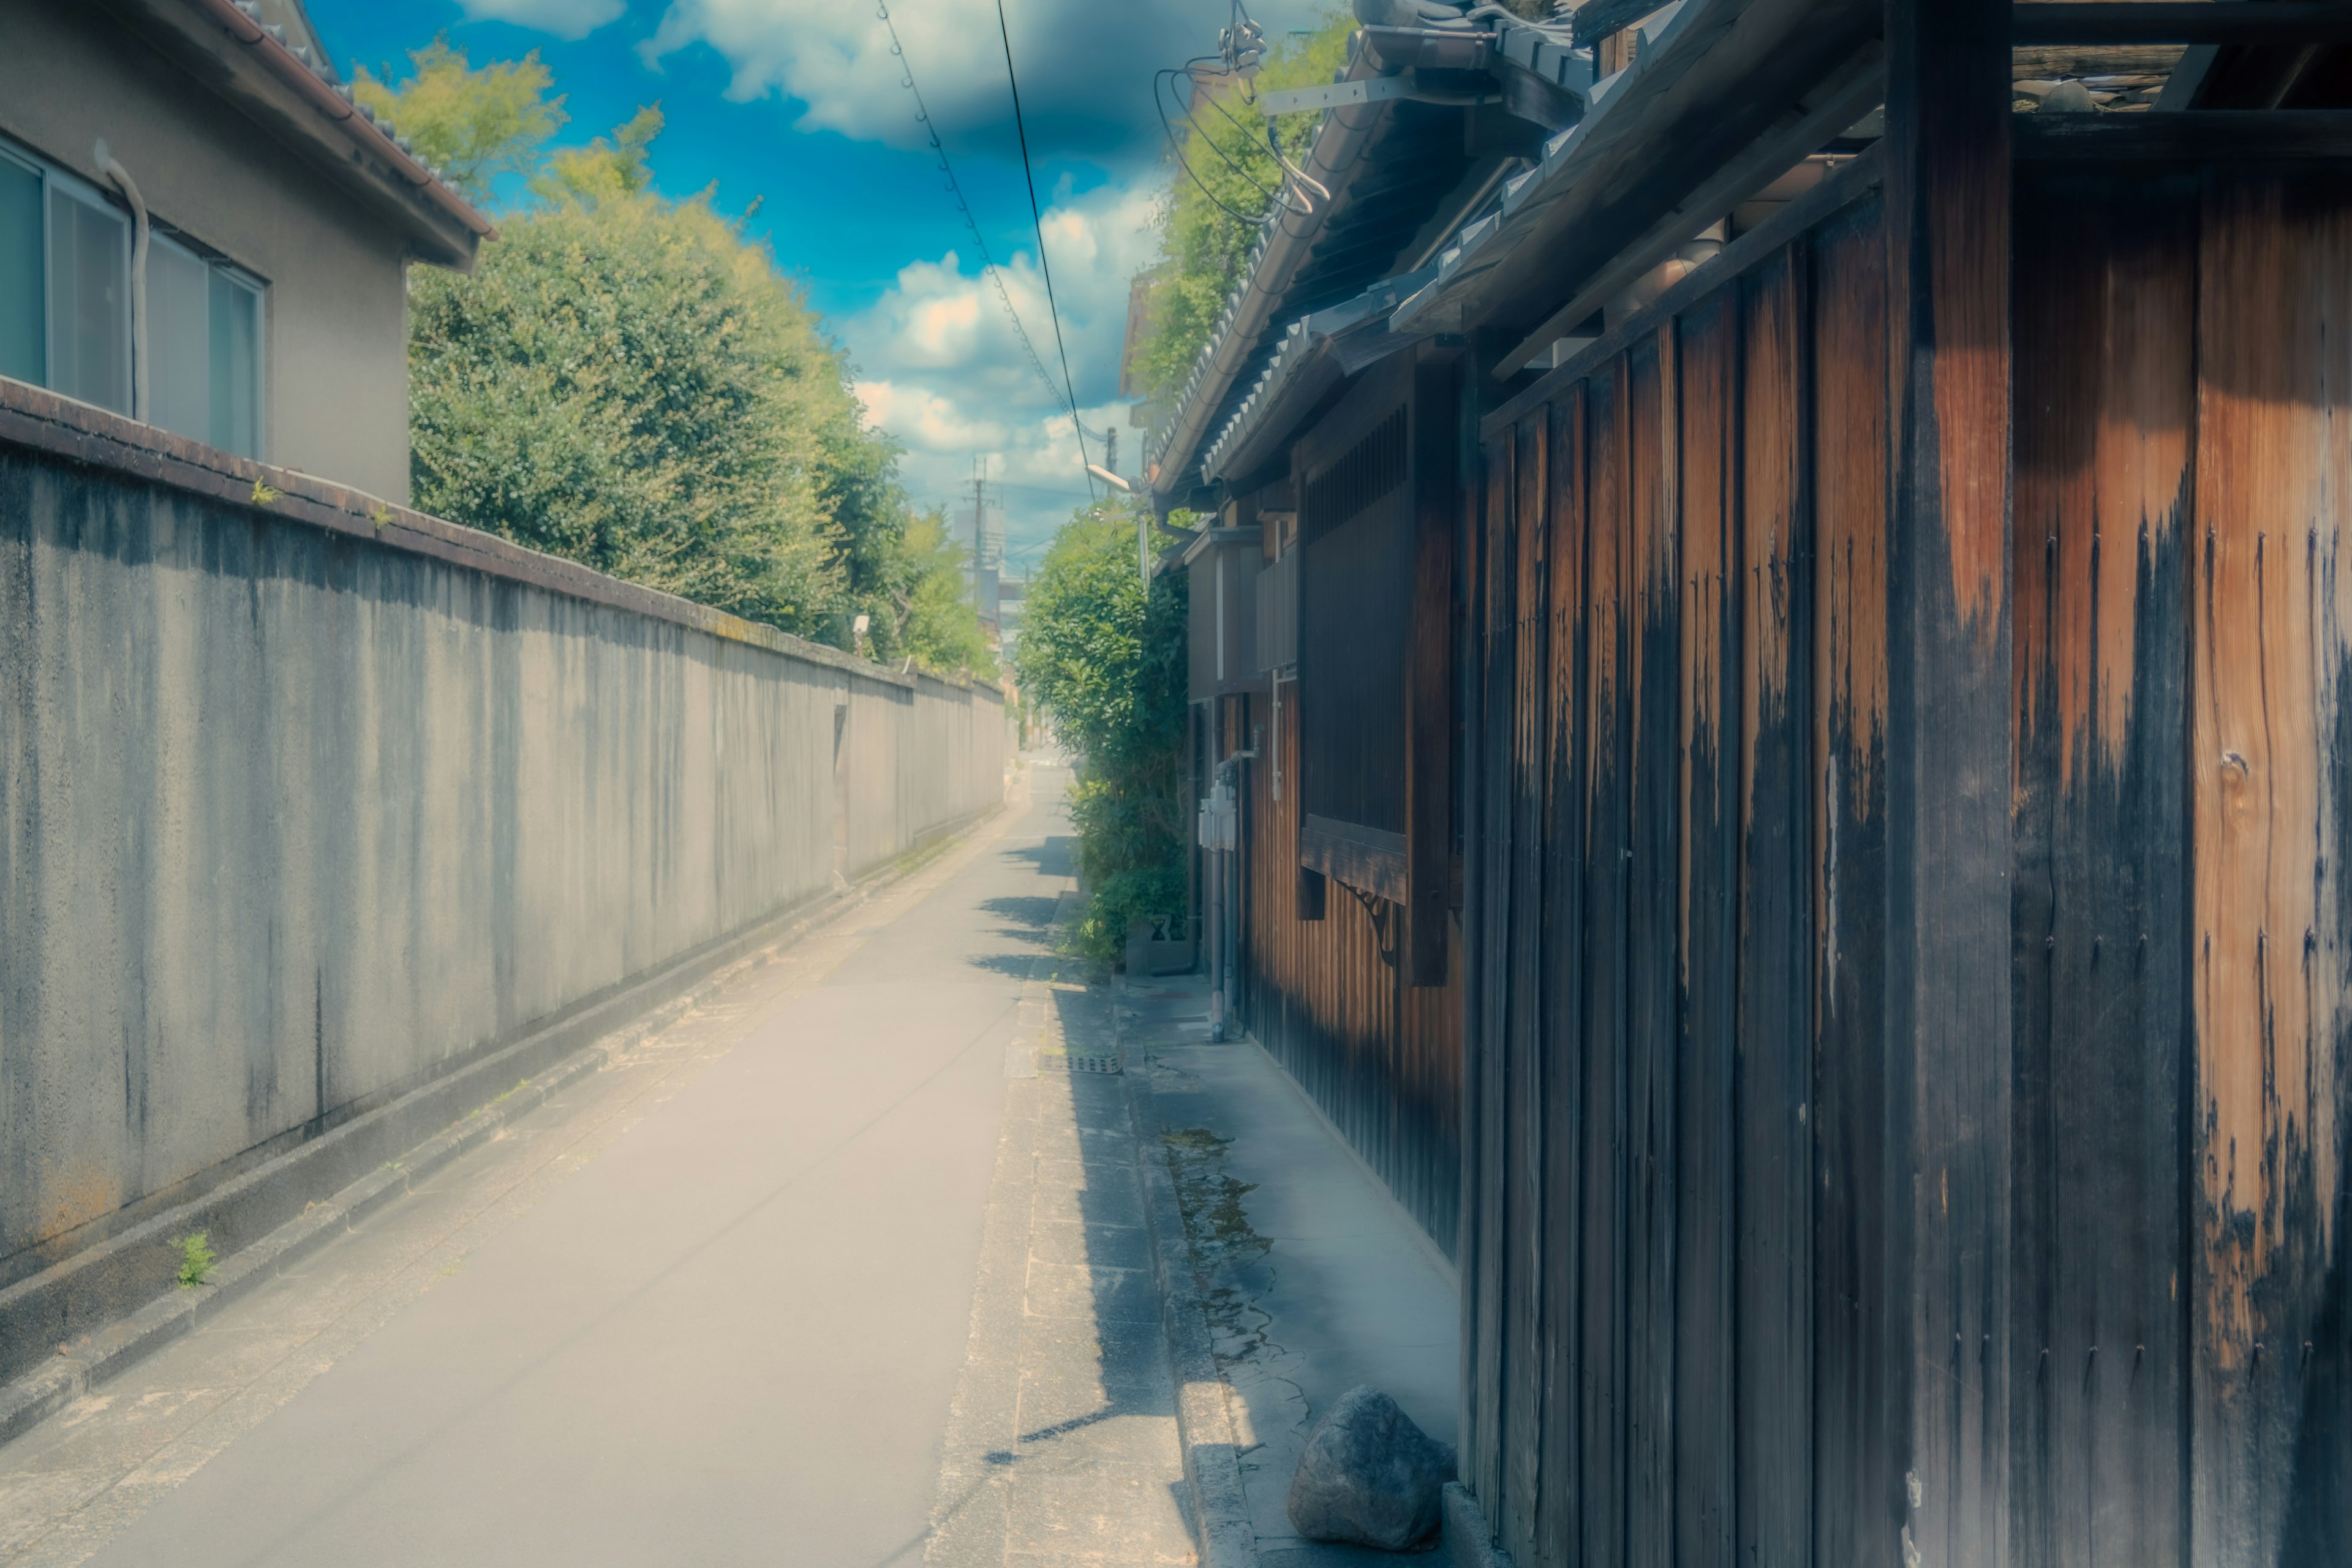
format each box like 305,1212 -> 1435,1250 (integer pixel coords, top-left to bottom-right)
94,140 -> 149,423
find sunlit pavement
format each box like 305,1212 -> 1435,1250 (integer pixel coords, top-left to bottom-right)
0,765 -> 1192,1568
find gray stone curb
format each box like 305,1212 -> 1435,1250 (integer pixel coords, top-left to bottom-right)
0,802 -> 1005,1452
1442,1483 -> 1513,1568
1119,992 -> 1259,1568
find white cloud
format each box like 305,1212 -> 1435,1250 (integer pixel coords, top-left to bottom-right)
838,180 -> 1163,562
456,0 -> 625,40
640,0 -> 1329,158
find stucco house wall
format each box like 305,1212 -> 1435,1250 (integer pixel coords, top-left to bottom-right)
0,0 -> 417,501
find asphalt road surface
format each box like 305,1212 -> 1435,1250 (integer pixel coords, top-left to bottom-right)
0,771 -> 1085,1568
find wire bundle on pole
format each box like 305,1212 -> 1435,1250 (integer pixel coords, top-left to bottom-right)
1152,0 -> 1325,227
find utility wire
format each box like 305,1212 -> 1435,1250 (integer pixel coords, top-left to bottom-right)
991,0 -> 1095,493
873,1 -> 1070,421
1153,67 -> 1283,223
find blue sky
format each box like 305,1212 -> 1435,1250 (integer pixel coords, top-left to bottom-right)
303,0 -> 1326,568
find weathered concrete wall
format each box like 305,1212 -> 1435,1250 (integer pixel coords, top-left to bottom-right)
0,383 -> 1006,1286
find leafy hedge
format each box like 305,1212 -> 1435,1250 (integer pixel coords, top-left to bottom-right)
1015,505 -> 1189,964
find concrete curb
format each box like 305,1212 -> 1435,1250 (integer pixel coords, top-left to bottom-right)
1442,1483 -> 1514,1567
1119,988 -> 1260,1568
0,802 -> 1006,1452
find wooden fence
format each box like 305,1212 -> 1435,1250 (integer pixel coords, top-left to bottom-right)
1457,96 -> 2352,1568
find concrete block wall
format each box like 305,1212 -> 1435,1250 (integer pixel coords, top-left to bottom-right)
0,383 -> 1006,1287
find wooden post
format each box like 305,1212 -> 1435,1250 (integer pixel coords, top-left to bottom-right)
1883,1 -> 2013,1564
1408,352 -> 1460,986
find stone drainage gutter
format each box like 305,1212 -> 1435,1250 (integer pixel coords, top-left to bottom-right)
0,800 -> 1005,1450
1121,989 -> 1515,1568
1118,997 -> 1259,1568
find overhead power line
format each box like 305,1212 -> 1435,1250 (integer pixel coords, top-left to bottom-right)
872,1 -> 1071,423
991,0 -> 1095,494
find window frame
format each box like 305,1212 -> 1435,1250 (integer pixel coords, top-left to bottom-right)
0,130 -> 267,457
148,225 -> 268,459
39,156 -> 134,415
0,138 -> 48,388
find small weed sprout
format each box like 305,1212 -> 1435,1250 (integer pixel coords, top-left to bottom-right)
174,1231 -> 216,1289
369,505 -> 392,530
250,478 -> 281,506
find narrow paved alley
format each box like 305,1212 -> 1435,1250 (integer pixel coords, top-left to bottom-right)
0,767 -> 1193,1567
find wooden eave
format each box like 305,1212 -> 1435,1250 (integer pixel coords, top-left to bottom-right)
1393,0 -> 1880,342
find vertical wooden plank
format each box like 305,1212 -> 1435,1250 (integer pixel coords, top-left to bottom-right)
1735,244 -> 1815,1568
1504,408 -> 1550,1558
1884,0 -> 2015,1561
1411,355 -> 1460,986
1624,330 -> 1681,1568
1471,432 -> 1515,1520
2191,165 -> 2352,1568
1674,291 -> 1740,1568
1542,383 -> 1593,1568
1583,360 -> 1632,1568
1811,195 -> 1896,1568
2010,167 -> 2193,1568
1455,424 -> 1490,1517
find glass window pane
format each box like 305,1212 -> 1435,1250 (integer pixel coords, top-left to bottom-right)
47,187 -> 126,413
149,238 -> 210,441
208,271 -> 258,458
0,157 -> 39,386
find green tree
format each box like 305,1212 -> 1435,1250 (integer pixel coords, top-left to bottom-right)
353,41 -> 567,202
890,508 -> 998,678
1129,12 -> 1355,404
405,167 -> 845,630
363,42 -> 986,660
1016,502 -> 1188,963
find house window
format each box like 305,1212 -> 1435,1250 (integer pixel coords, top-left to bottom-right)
0,155 -> 40,386
47,181 -> 130,414
0,138 -> 264,457
149,236 -> 262,454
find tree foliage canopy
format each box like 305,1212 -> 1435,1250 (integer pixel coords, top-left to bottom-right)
1016,503 -> 1188,962
353,42 -> 566,202
368,45 -> 991,671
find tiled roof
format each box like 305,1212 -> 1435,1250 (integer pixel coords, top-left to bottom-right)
196,0 -> 495,241
1147,3 -> 1590,505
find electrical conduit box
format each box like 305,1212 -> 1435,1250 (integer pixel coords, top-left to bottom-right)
1196,778 -> 1238,851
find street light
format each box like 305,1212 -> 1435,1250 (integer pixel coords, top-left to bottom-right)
1084,466 -> 1156,579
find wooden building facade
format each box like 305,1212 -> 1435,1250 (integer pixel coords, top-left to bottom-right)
1153,1 -> 2352,1562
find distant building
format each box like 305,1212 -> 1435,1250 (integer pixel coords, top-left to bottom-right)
0,0 -> 491,499
993,573 -> 1025,666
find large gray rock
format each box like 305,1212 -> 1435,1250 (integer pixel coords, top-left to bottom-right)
1287,1385 -> 1456,1551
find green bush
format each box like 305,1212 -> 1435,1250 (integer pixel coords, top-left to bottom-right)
367,45 -> 993,671
1016,503 -> 1189,964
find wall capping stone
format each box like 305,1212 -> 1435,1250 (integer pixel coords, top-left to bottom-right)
0,376 -> 1004,702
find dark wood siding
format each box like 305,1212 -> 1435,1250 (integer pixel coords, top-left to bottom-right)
2011,166 -> 2195,1568
1301,371 -> 1415,839
1240,679 -> 1463,1255
1455,156 -> 2352,1568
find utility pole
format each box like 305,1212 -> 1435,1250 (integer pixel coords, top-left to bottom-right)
967,455 -> 1001,631
969,454 -> 987,604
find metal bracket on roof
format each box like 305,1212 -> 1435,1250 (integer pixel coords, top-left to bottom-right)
1258,76 -> 1415,116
